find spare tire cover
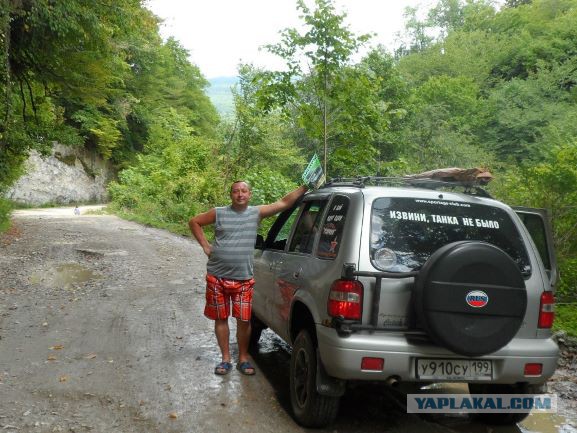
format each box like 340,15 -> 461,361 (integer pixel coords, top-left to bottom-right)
414,241 -> 527,357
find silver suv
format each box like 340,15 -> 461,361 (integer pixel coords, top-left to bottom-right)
251,177 -> 558,427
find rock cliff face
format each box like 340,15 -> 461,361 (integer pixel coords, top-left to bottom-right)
6,144 -> 114,206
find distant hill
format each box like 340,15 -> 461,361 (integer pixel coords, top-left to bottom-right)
207,76 -> 237,118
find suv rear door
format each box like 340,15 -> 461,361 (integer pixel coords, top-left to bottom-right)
269,198 -> 329,338
253,206 -> 299,327
513,207 -> 558,289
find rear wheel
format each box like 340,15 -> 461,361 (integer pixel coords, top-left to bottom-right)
290,329 -> 340,427
468,383 -> 545,425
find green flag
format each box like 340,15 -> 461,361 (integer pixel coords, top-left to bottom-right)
302,154 -> 326,189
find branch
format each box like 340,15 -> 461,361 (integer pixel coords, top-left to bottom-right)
1,5 -> 11,130
22,73 -> 38,124
18,78 -> 27,121
225,116 -> 239,149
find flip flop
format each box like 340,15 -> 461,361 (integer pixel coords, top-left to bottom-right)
214,361 -> 232,375
237,361 -> 256,376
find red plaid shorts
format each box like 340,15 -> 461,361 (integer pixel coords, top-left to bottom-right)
204,273 -> 254,321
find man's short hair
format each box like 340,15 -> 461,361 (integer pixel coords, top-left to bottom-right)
230,180 -> 251,192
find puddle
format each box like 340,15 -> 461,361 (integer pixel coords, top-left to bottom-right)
520,412 -> 577,433
76,248 -> 128,257
401,382 -> 576,433
30,263 -> 100,288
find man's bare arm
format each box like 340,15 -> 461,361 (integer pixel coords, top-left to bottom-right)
188,208 -> 216,256
259,185 -> 308,219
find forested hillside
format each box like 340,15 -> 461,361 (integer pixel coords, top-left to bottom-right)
0,0 -> 218,228
1,0 -> 576,312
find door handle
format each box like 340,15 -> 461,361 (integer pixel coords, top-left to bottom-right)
293,267 -> 302,279
270,260 -> 283,271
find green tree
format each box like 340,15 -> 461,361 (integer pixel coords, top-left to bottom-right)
211,64 -> 306,194
398,75 -> 494,170
258,0 -> 371,176
108,109 -> 222,232
491,143 -> 577,298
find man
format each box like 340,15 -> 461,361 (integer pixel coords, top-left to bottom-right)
189,181 -> 307,375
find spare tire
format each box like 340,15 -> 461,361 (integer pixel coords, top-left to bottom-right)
414,241 -> 527,357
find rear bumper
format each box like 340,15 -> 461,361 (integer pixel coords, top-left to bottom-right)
316,325 -> 559,384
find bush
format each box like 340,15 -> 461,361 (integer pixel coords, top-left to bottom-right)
554,304 -> 577,338
558,258 -> 577,301
245,169 -> 298,236
0,198 -> 12,233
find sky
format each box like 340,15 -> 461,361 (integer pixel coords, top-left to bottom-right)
145,0 -> 432,79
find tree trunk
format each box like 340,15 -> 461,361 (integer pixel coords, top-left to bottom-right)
1,0 -> 11,130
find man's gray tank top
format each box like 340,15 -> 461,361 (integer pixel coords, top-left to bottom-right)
206,205 -> 260,280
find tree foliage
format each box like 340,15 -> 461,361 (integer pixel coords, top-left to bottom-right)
392,0 -> 577,297
0,0 -> 219,227
256,0 -> 377,176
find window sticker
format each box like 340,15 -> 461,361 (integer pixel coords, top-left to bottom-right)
317,196 -> 349,259
388,210 -> 500,229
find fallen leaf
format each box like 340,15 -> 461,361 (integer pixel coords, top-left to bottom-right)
168,411 -> 178,419
59,375 -> 68,382
50,345 -> 64,350
84,353 -> 97,359
47,355 -> 57,361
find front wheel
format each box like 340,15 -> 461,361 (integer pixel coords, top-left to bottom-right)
290,329 -> 340,427
468,383 -> 545,425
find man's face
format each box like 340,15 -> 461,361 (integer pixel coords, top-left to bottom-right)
230,182 -> 252,208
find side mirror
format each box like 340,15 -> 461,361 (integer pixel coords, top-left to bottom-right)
255,234 -> 264,250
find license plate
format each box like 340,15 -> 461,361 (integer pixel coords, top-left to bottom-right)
416,358 -> 493,380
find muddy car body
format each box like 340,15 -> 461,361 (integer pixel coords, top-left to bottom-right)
251,177 -> 558,427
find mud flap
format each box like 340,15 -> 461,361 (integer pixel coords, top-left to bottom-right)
315,348 -> 346,397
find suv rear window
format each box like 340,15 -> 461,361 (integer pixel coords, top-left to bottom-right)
371,197 -> 531,274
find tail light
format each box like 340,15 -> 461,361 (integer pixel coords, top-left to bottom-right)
538,291 -> 555,328
328,279 -> 363,320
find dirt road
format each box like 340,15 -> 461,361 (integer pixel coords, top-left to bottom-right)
1,207 -> 575,433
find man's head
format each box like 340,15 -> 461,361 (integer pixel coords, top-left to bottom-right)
230,180 -> 252,210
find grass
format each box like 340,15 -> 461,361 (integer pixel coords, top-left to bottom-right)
110,206 -> 193,237
0,198 -> 12,233
554,304 -> 577,338
82,206 -> 110,215
8,199 -> 104,209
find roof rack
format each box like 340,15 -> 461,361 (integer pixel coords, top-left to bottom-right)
322,176 -> 493,198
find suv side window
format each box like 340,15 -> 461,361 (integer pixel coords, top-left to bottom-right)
288,201 -> 327,254
265,207 -> 299,250
316,195 -> 349,259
